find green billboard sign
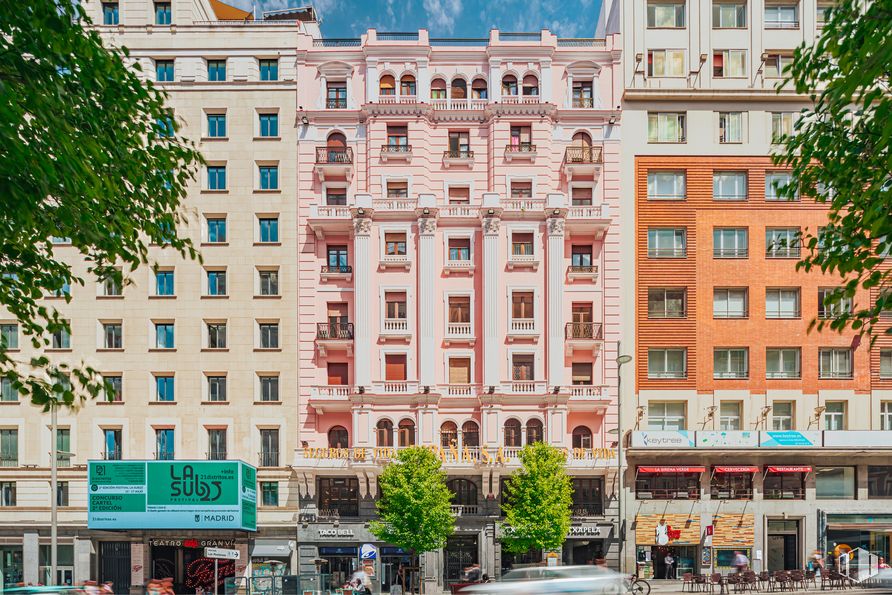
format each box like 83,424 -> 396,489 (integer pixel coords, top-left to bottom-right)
88,460 -> 256,531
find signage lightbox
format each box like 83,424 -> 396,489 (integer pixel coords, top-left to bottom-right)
88,460 -> 257,531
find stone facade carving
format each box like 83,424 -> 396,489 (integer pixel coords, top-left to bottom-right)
352,217 -> 372,235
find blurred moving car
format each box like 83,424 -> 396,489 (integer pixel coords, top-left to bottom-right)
3,588 -> 85,594
459,565 -> 627,594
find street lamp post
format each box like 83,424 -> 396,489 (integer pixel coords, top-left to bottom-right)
615,346 -> 633,575
50,403 -> 58,585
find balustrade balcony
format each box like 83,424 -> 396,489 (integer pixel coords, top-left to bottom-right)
314,146 -> 354,181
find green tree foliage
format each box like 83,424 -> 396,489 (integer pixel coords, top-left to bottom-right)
0,0 -> 201,408
775,0 -> 892,338
501,442 -> 573,554
370,447 -> 455,555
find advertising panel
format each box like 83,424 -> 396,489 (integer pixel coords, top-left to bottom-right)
88,460 -> 257,530
696,431 -> 758,448
630,431 -> 694,449
823,431 -> 892,448
758,431 -> 821,448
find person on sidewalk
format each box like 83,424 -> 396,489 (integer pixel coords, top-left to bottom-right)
732,551 -> 750,574
664,553 -> 675,579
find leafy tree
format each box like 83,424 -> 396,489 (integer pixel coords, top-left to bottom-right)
774,0 -> 892,338
501,442 -> 573,554
370,446 -> 455,558
0,0 -> 201,408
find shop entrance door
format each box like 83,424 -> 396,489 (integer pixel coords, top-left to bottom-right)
444,536 -> 478,586
767,519 -> 800,570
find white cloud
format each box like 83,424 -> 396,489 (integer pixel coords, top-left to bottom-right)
423,0 -> 462,34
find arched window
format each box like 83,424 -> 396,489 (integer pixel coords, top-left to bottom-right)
471,78 -> 488,100
462,421 -> 479,447
441,421 -> 458,448
501,74 -> 518,96
400,74 -> 416,96
569,131 -> 593,163
376,419 -> 393,446
504,419 -> 521,447
379,74 -> 395,96
447,478 -> 478,506
398,419 -> 416,447
572,426 -> 593,449
450,78 -> 467,99
526,419 -> 543,445
328,426 -> 349,448
572,131 -> 593,147
522,74 -> 539,97
431,78 -> 447,99
327,132 -> 347,148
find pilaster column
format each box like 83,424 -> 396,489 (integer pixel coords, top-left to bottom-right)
541,59 -> 553,103
547,216 -> 566,387
318,74 -> 327,109
418,59 -> 430,102
353,216 -> 373,388
592,74 -> 603,108
488,59 -> 502,102
418,216 -> 437,387
365,58 -> 379,103
74,538 -> 91,584
23,531 -> 38,584
483,215 -> 501,387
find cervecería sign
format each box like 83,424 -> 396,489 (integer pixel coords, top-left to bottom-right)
88,461 -> 256,531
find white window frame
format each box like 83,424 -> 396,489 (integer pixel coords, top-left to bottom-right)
765,2 -> 800,29
506,224 -> 540,265
150,319 -> 175,350
764,53 -> 794,78
507,347 -> 539,382
380,285 -> 412,333
771,112 -> 795,143
714,348 -> 749,379
713,1 -> 747,28
202,213 -> 227,244
714,50 -> 748,78
647,401 -> 687,430
647,49 -> 687,78
647,171 -> 686,200
255,213 -> 280,244
204,160 -> 227,191
380,348 -> 412,382
443,229 -> 476,264
713,287 -> 748,319
568,181 -> 598,205
256,266 -> 280,297
153,267 -> 175,297
203,372 -> 228,403
771,401 -> 795,430
765,172 -> 798,200
98,319 -> 123,350
718,111 -> 745,143
819,348 -> 853,379
823,401 -> 846,430
647,228 -> 687,257
647,112 -> 687,143
880,350 -> 892,380
444,289 -> 474,336
647,348 -> 687,379
255,107 -> 281,138
505,175 -> 537,200
507,286 -> 539,333
766,348 -> 801,379
713,171 -> 748,200
255,160 -> 280,191
713,227 -> 748,258
202,108 -> 227,139
256,319 -> 280,350
881,401 -> 892,431
381,174 -> 412,200
256,372 -> 280,403
646,1 -> 686,28
378,224 -> 413,266
765,288 -> 801,319
203,266 -> 228,297
766,227 -> 801,258
97,266 -> 123,297
203,319 -> 227,350
442,179 -> 474,203
443,349 -> 475,385
719,401 -> 743,430
321,182 -> 350,206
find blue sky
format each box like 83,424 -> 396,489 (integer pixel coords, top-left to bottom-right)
228,0 -> 602,38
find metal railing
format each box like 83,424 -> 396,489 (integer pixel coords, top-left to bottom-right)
321,265 -> 352,274
0,456 -> 18,467
572,97 -> 595,108
714,310 -> 749,319
155,450 -> 175,461
444,149 -> 474,159
313,38 -> 361,47
315,146 -> 353,164
766,309 -> 801,319
381,144 -> 412,153
316,322 -> 354,340
571,505 -> 604,516
207,449 -> 228,461
568,265 -> 598,275
710,488 -> 753,500
764,487 -> 806,499
766,371 -> 801,379
564,146 -> 603,164
325,98 -> 348,109
430,38 -> 489,46
501,32 -> 541,41
102,450 -> 121,461
259,451 -> 279,467
377,31 -> 419,40
565,322 -> 603,340
714,248 -> 748,258
505,143 -> 536,154
558,38 -> 606,47
635,487 -> 701,500
451,504 -> 480,516
648,247 -> 686,258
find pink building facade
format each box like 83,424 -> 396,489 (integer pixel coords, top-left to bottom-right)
292,28 -> 622,587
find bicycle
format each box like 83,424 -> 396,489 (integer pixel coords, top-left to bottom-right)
626,574 -> 651,595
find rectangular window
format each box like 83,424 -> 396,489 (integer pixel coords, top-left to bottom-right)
647,228 -> 686,257
647,171 -> 686,200
881,353 -> 892,380
509,125 -> 532,149
51,327 -> 71,350
103,375 -> 122,402
766,227 -> 801,258
259,113 -> 279,137
318,477 -> 359,517
327,363 -> 348,386
711,471 -> 753,500
766,288 -> 800,319
572,362 -> 593,386
765,172 -> 798,200
385,354 -> 408,381
511,232 -> 534,256
155,375 -> 174,402
824,401 -> 846,430
103,429 -> 122,460
327,245 -> 349,269
207,165 -> 226,190
155,429 -> 174,460
881,402 -> 892,430
103,322 -> 122,349
101,275 -> 122,297
259,375 -> 279,402
511,292 -> 534,320
571,186 -> 593,206
448,357 -> 472,385
766,350 -> 801,380
207,113 -> 226,138
259,323 -> 279,349
719,402 -> 743,429
261,482 -> 279,506
447,186 -> 470,204
647,112 -> 686,143
102,2 -> 119,25
764,53 -> 794,78
713,50 -> 747,78
259,59 -> 278,81
385,292 -> 408,321
153,323 -> 174,348
718,112 -> 744,143
155,271 -> 174,296
448,131 -> 470,155
869,467 -> 892,498
260,429 -> 279,466
647,288 -> 686,318
0,430 -> 18,467
448,238 -> 471,261
818,288 -> 851,319
713,172 -> 748,200
259,166 -> 279,190
55,429 -> 71,466
817,1 -> 834,26
571,477 -> 603,515
764,470 -> 805,499
326,82 -> 347,108
714,288 -> 748,318
819,348 -> 853,379
816,467 -> 855,499
512,354 -> 535,381
387,125 -> 409,147
765,2 -> 799,28
154,2 -> 171,25
207,322 -> 226,349
636,471 -> 700,500
207,59 -> 226,82
771,112 -> 795,142
207,376 -> 227,402
447,295 -> 470,325
386,181 -> 409,199
206,270 -> 227,296
647,50 -> 686,77
647,1 -> 685,27
713,1 -> 746,27
0,482 -> 15,506
259,218 -> 279,243
206,218 -> 226,243
326,189 -> 347,206
647,402 -> 686,430
714,349 -> 748,380
203,430 -> 227,462
0,324 -> 18,350
0,378 -> 16,402
384,232 -> 407,256
647,349 -> 687,379
510,181 -> 533,198
155,60 -> 174,82
259,270 -> 279,296
772,401 -> 794,429
571,245 -> 593,267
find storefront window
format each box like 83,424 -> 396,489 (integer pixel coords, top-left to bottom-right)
816,467 -> 856,499
571,477 -> 603,516
319,546 -> 357,591
318,477 -> 359,517
710,470 -> 753,499
868,466 -> 892,498
636,470 -> 701,499
39,544 -> 74,585
764,469 -> 806,499
0,546 -> 23,587
716,548 -> 751,571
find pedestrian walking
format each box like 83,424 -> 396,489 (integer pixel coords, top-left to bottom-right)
732,551 -> 750,574
664,553 -> 675,579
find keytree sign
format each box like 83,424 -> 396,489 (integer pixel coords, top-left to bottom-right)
88,461 -> 256,530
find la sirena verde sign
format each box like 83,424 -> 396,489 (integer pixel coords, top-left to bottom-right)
88,460 -> 256,531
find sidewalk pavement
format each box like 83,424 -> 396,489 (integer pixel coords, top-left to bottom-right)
646,579 -> 883,594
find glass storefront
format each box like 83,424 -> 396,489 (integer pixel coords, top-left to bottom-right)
318,546 -> 358,591
641,545 -> 698,579
150,541 -> 236,593
0,546 -> 23,587
39,544 -> 74,586
562,539 -> 605,565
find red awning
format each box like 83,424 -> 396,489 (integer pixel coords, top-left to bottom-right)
714,466 -> 759,473
638,466 -> 706,473
767,465 -> 812,473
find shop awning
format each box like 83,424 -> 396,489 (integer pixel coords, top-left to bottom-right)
250,540 -> 293,558
714,465 -> 759,473
638,466 -> 705,473
766,465 -> 812,473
